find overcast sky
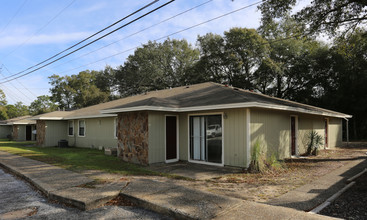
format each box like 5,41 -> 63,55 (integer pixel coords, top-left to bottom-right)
0,0 -> 308,105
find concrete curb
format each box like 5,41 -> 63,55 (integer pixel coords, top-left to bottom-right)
120,192 -> 195,220
309,181 -> 356,214
347,168 -> 367,183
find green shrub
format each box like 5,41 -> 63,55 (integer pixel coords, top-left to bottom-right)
266,152 -> 284,170
306,130 -> 323,156
249,139 -> 264,173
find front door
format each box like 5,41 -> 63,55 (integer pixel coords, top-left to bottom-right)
290,116 -> 297,156
324,119 -> 328,148
26,125 -> 32,141
165,116 -> 177,162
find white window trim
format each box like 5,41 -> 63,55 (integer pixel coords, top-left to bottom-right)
78,120 -> 86,137
164,115 -> 179,163
114,117 -> 118,139
68,120 -> 74,137
187,112 -> 224,167
290,115 -> 299,156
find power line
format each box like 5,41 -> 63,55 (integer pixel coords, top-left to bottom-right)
1,64 -> 37,99
1,0 -> 76,60
51,1 -> 264,74
0,85 -> 24,103
2,64 -> 37,98
0,0 -> 161,81
58,1 -> 310,76
51,0 -> 214,69
0,0 -> 175,84
0,0 -> 28,36
0,66 -> 33,103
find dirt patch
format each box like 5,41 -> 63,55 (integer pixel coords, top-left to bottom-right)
319,171 -> 367,219
106,195 -> 135,206
170,146 -> 367,202
0,207 -> 38,219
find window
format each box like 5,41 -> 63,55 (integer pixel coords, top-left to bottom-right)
68,120 -> 74,136
114,117 -> 118,139
189,114 -> 222,164
78,120 -> 85,137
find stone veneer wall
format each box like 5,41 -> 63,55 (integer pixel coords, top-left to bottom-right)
12,125 -> 18,140
117,111 -> 149,165
36,120 -> 46,146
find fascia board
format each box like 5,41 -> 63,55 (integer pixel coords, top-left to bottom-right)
64,114 -> 117,120
100,102 -> 352,119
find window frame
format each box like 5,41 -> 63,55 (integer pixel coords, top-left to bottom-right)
114,117 -> 118,139
68,120 -> 74,137
78,120 -> 86,137
187,112 -> 224,167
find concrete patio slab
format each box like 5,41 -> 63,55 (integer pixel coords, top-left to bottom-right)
147,161 -> 242,180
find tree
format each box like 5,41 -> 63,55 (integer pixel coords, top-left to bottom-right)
259,0 -> 367,36
0,89 -> 7,106
29,95 -> 58,115
0,89 -> 8,120
115,38 -> 200,97
196,28 -> 269,89
6,102 -> 29,118
320,29 -> 367,140
49,70 -> 111,109
256,17 -> 327,100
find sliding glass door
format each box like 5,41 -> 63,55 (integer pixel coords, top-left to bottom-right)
190,115 -> 222,164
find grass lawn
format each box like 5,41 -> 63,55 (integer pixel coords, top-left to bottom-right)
0,139 -> 157,176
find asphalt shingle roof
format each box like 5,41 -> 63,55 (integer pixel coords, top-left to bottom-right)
26,82 -> 351,120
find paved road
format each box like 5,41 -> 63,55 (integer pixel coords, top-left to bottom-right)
0,168 -> 170,220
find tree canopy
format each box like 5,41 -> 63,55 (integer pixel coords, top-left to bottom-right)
115,39 -> 200,97
259,0 -> 367,36
29,95 -> 58,115
49,69 -> 113,109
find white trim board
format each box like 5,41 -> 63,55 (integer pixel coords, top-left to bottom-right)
101,102 -> 351,119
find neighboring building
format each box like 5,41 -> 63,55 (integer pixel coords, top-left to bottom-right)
0,121 -> 12,139
32,108 -> 118,149
32,82 -> 352,168
0,116 -> 36,141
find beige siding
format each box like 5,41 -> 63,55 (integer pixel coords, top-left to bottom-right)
250,108 -> 290,160
0,125 -> 12,139
68,117 -> 117,149
178,113 -> 188,161
250,109 -> 343,159
328,118 -> 342,148
44,121 -> 68,146
148,112 -> 166,164
298,114 -> 324,154
223,109 -> 247,167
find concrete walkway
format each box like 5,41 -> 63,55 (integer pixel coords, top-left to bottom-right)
120,177 -> 334,220
266,158 -> 367,211
0,150 -> 341,219
0,151 -> 127,210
